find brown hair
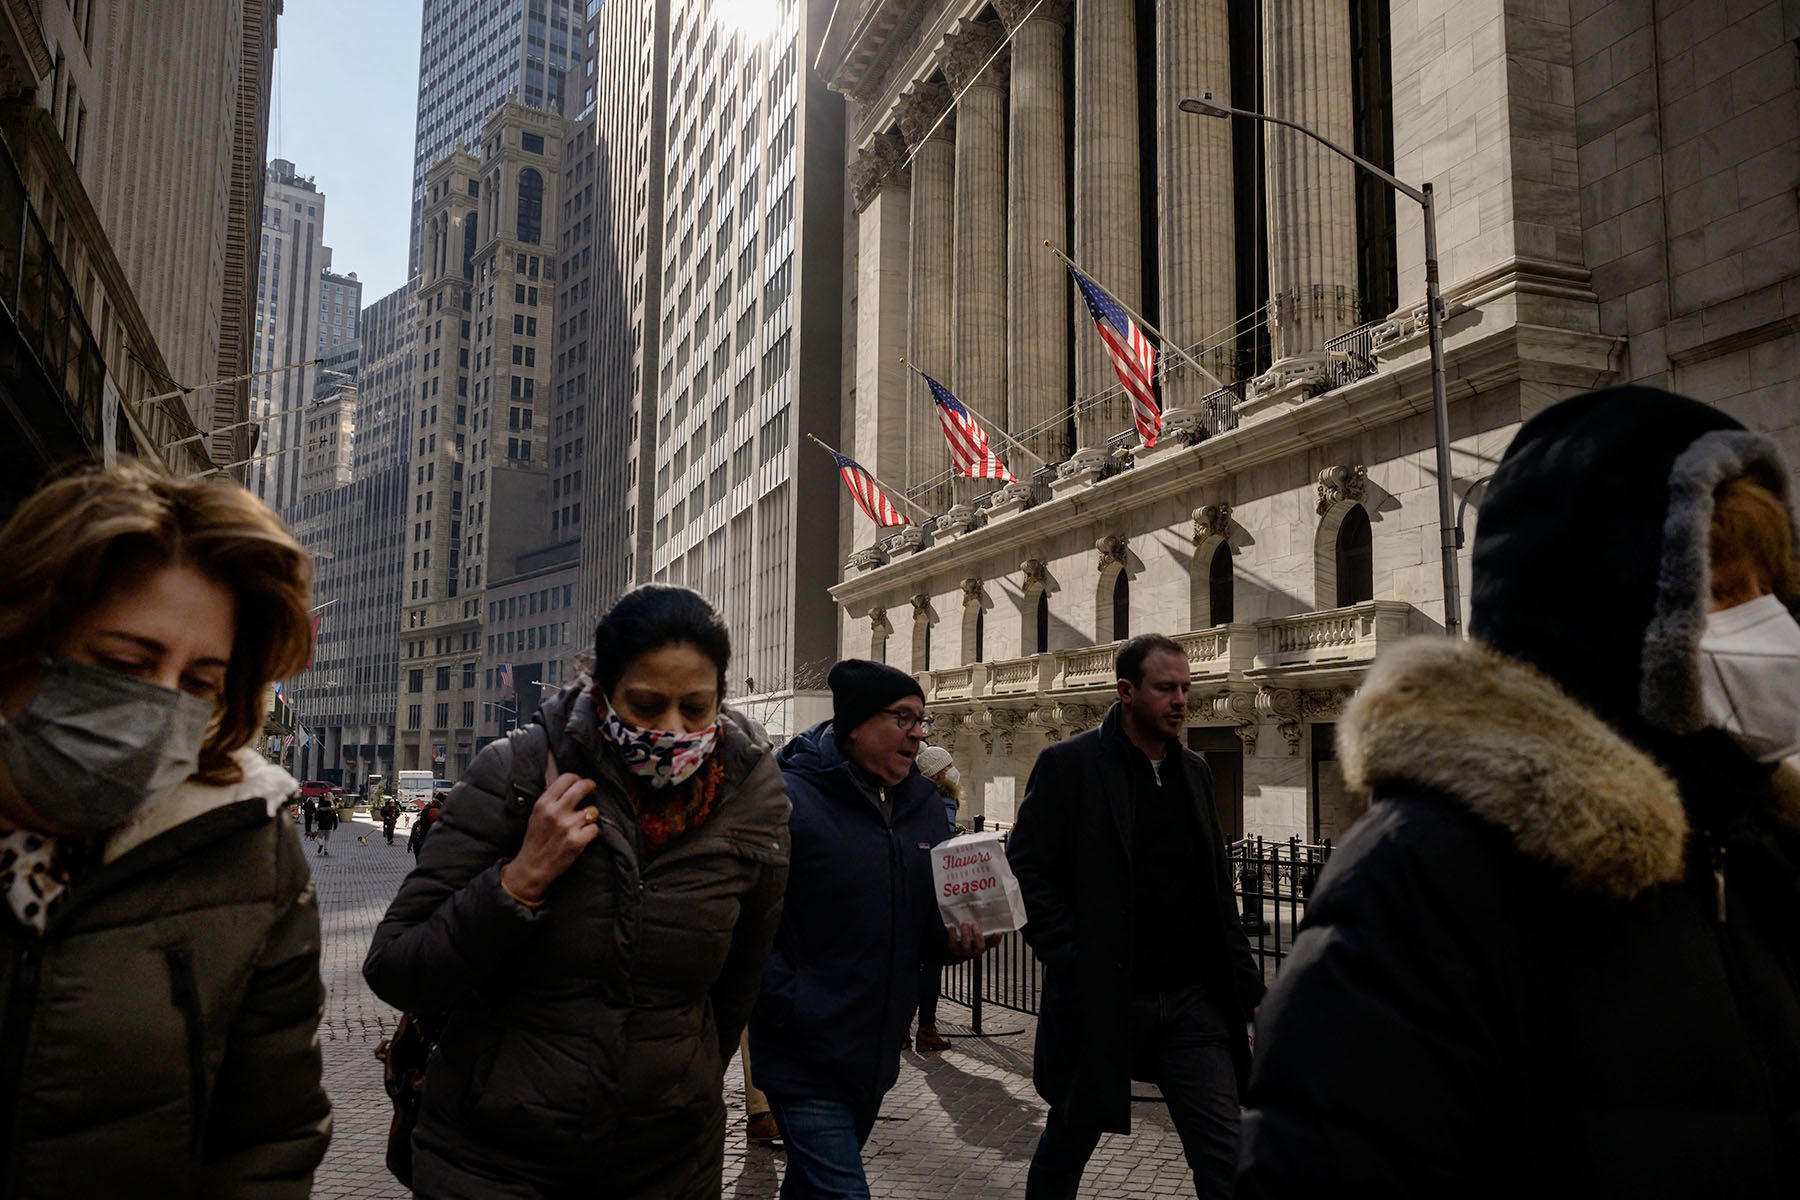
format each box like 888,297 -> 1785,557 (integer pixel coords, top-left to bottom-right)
933,768 -> 963,811
1710,476 -> 1797,606
0,461 -> 313,784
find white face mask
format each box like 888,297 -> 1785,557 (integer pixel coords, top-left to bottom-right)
1697,593 -> 1800,763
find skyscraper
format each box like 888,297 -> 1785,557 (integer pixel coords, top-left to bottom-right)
409,0 -> 588,278
398,99 -> 565,778
249,159 -> 356,515
288,282 -> 416,790
638,0 -> 846,739
566,0 -> 667,622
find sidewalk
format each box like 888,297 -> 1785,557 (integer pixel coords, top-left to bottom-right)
308,813 -> 1204,1197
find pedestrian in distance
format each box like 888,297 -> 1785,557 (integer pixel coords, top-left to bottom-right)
313,795 -> 337,855
0,462 -> 331,1198
1008,633 -> 1265,1200
301,791 -> 316,838
750,659 -> 998,1199
380,795 -> 400,844
1238,388 -> 1800,1197
912,743 -> 961,1053
365,584 -> 791,1198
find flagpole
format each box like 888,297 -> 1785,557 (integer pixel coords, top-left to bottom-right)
897,358 -> 1052,471
1044,241 -> 1228,393
804,433 -> 937,523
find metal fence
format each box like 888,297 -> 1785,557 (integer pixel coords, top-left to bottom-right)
938,829 -> 1334,1031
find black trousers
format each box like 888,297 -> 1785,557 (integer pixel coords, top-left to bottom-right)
1026,985 -> 1240,1199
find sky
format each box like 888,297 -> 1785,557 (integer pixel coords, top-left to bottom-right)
269,0 -> 424,303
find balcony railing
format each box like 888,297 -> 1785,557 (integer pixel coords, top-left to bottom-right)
1252,600 -> 1412,672
1323,320 -> 1381,390
916,605 -> 1414,705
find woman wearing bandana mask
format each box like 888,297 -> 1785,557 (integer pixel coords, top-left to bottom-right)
365,584 -> 790,1198
1240,388 -> 1800,1197
0,463 -> 329,1198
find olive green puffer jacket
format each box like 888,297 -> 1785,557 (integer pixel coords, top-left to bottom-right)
0,750 -> 331,1199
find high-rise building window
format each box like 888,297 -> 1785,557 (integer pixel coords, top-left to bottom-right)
518,168 -> 545,242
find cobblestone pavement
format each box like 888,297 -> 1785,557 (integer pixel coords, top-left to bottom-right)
309,813 -> 1204,1197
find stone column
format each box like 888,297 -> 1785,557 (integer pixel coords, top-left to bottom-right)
998,0 -> 1070,464
899,82 -> 956,507
1158,0 -> 1236,413
1253,0 -> 1360,405
1074,0 -> 1143,449
944,20 -> 1009,438
848,131 -> 912,552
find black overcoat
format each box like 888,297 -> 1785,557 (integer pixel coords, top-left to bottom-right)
1007,703 -> 1265,1133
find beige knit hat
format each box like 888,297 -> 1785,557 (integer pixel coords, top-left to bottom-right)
915,744 -> 954,778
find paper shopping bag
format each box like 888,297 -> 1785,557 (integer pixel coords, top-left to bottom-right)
931,830 -> 1028,934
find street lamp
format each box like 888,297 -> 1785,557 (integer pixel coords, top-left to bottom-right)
1179,92 -> 1461,638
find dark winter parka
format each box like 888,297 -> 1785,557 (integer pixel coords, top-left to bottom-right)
0,750 -> 331,1199
748,721 -> 953,1111
363,683 -> 790,1199
1007,703 -> 1265,1133
1239,388 -> 1800,1197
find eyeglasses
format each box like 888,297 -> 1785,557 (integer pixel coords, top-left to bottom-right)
881,708 -> 934,734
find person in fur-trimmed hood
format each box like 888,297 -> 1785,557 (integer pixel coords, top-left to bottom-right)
1238,387 -> 1800,1197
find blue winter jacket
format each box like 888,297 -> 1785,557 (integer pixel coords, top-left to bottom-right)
748,721 -> 954,1109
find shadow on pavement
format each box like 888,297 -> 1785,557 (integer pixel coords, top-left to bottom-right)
914,1052 -> 1043,1162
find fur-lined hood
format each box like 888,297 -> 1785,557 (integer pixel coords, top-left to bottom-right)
1340,639 -> 1800,901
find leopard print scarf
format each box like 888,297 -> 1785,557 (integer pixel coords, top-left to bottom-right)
0,829 -> 84,932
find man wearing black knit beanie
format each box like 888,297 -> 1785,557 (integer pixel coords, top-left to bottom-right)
749,659 -> 997,1196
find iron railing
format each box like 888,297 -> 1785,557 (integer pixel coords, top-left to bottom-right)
936,824 -> 1335,1030
1323,320 -> 1381,390
1232,835 -> 1335,981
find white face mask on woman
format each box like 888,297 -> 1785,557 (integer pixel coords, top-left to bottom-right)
1697,593 -> 1800,763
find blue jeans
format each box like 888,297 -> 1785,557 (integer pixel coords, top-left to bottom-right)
766,1095 -> 879,1199
1026,985 -> 1241,1199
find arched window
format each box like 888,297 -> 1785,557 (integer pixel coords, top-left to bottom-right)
1209,542 -> 1235,625
974,609 -> 985,662
1335,505 -> 1373,606
462,214 -> 477,280
517,168 -> 544,243
1035,591 -> 1049,654
1112,572 -> 1130,641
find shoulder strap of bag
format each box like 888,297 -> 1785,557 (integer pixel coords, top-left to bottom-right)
502,722 -> 558,822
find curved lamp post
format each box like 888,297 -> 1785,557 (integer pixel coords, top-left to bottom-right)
1179,93 -> 1461,637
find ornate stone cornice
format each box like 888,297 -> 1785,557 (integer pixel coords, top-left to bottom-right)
1255,687 -> 1303,755
994,0 -> 1070,30
1193,503 -> 1233,543
849,130 -> 909,212
897,80 -> 954,149
1096,534 -> 1129,570
941,19 -> 1007,91
1316,464 -> 1369,514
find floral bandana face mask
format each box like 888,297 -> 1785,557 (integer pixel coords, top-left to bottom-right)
600,705 -> 722,788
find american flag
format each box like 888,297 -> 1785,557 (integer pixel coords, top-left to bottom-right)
922,372 -> 1015,481
832,450 -> 912,527
1071,267 -> 1161,446
497,662 -> 513,697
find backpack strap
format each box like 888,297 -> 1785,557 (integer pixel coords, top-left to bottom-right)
501,722 -> 556,823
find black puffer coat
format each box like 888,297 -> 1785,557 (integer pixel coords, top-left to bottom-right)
1239,389 -> 1800,1196
364,684 -> 790,1199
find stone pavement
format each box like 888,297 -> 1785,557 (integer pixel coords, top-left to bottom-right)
307,813 -> 1203,1197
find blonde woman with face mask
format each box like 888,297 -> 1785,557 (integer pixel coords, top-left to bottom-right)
365,584 -> 791,1199
0,463 -> 330,1199
912,744 -> 961,1053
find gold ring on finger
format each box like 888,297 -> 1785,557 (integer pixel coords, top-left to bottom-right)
584,807 -> 599,825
